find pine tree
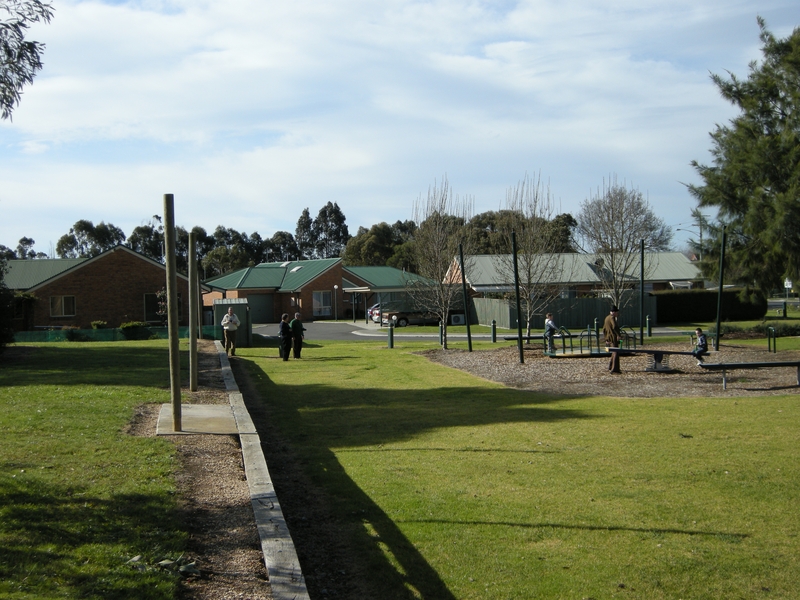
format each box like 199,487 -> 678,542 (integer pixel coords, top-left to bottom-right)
688,19 -> 800,291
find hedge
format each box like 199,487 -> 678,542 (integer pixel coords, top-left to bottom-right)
653,289 -> 767,324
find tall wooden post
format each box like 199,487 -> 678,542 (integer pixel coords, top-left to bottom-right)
164,194 -> 181,431
189,231 -> 198,392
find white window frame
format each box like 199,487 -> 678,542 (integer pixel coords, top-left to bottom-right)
312,291 -> 332,317
50,295 -> 76,317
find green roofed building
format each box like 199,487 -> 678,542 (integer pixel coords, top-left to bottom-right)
203,258 -> 432,323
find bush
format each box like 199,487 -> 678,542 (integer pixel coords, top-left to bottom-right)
119,321 -> 151,340
653,288 -> 767,323
91,320 -> 107,329
62,326 -> 89,342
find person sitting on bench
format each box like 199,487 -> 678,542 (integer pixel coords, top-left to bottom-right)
693,328 -> 708,363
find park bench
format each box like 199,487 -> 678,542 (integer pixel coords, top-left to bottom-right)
607,347 -> 699,372
698,361 -> 800,390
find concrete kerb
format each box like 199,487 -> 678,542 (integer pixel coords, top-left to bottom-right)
216,341 -> 310,600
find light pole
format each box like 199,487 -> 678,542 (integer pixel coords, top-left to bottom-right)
333,285 -> 338,321
676,227 -> 703,260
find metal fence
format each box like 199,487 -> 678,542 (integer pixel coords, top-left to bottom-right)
472,297 -> 657,330
14,326 -> 223,343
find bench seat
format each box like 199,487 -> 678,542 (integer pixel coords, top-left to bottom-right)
608,347 -> 699,372
699,361 -> 800,390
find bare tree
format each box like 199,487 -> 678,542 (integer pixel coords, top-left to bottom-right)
406,176 -> 473,349
575,176 -> 671,308
498,173 -> 575,341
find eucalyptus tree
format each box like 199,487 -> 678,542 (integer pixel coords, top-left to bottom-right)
312,202 -> 350,259
0,0 -> 53,119
56,220 -> 127,258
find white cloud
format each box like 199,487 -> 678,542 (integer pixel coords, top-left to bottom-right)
0,0 -> 797,252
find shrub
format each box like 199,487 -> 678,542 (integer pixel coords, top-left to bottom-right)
91,320 -> 107,329
62,326 -> 89,342
653,288 -> 767,323
120,321 -> 151,340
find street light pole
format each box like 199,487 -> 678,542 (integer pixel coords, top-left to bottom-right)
333,285 -> 338,321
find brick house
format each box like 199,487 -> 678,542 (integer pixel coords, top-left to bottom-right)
203,259 -> 425,323
5,245 -> 191,331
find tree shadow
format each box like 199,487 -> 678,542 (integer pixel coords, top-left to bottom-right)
0,475 -> 183,599
234,360 -> 600,599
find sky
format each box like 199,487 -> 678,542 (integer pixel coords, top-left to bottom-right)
0,0 -> 797,257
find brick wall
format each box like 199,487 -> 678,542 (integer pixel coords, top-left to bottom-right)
28,248 -> 190,329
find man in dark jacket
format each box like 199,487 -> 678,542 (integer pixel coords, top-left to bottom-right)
289,312 -> 306,359
603,306 -> 621,373
279,313 -> 292,362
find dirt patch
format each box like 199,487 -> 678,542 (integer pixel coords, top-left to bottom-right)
425,342 -> 800,398
127,339 -> 272,600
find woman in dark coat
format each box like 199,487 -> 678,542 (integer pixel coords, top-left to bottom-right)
279,313 -> 293,361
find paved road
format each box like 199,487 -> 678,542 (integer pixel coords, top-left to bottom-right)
253,320 -> 489,342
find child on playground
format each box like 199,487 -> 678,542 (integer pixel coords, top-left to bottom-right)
693,328 -> 708,363
544,313 -> 558,353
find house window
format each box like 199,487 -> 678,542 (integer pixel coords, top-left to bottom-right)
50,296 -> 76,317
144,293 -> 182,323
313,291 -> 332,317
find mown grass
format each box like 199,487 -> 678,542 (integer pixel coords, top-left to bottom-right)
0,342 -> 185,600
239,339 -> 800,599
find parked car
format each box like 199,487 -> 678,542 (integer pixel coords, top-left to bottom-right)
367,303 -> 381,320
381,311 -> 440,327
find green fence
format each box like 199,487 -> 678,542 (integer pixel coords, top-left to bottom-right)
472,297 -> 657,330
14,326 -> 224,343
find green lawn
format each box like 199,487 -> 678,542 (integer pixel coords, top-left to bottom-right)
238,339 -> 800,599
0,342 -> 185,600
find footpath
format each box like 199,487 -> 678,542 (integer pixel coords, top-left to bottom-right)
215,341 -> 310,600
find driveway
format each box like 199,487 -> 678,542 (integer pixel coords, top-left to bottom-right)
253,320 -> 470,341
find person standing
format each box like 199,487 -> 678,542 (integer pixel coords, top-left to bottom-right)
544,312 -> 558,353
289,312 -> 306,359
603,305 -> 621,373
279,313 -> 293,362
221,307 -> 241,356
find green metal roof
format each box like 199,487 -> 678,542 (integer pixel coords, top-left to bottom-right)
464,252 -> 701,291
205,258 -> 341,292
343,266 -> 433,290
4,258 -> 87,290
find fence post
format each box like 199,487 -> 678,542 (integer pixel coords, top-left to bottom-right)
491,320 -> 496,343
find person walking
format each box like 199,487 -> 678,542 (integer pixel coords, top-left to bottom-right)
603,305 -> 622,373
221,307 -> 241,356
279,313 -> 293,362
289,312 -> 306,359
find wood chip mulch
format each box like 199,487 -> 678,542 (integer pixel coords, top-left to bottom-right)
425,341 -> 800,398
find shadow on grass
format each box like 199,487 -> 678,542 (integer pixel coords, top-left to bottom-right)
235,360 -> 599,599
0,475 -> 183,599
408,518 -> 749,539
0,344 -> 174,389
